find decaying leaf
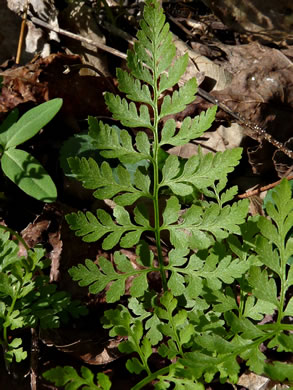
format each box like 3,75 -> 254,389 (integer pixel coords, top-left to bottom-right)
21,203 -> 63,282
40,328 -> 121,365
199,44 -> 293,175
174,35 -> 233,91
0,53 -> 113,128
202,0 -> 293,43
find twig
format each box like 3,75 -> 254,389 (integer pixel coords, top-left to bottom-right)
29,16 -> 127,61
238,174 -> 293,199
196,86 -> 293,160
30,327 -> 38,390
168,15 -> 193,38
103,21 -> 136,45
16,0 -> 30,64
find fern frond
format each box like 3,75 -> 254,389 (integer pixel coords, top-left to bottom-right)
117,69 -> 153,106
66,206 -> 151,249
68,158 -> 150,206
163,196 -> 249,250
89,119 -> 151,162
161,148 -> 243,195
159,79 -> 197,119
43,366 -> 111,390
160,106 -> 217,147
158,53 -> 189,94
105,94 -> 153,130
69,251 -> 154,303
165,246 -> 249,299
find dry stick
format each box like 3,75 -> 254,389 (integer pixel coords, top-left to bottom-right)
16,0 -> 30,64
198,87 -> 293,198
168,15 -> 194,38
29,16 -> 127,61
238,174 -> 293,199
196,86 -> 293,160
30,327 -> 38,390
103,20 -> 136,45
29,15 -> 293,161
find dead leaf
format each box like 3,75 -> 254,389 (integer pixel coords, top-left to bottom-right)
0,53 -> 114,129
202,0 -> 293,43
21,203 -> 63,282
40,327 -> 121,365
273,138 -> 293,178
209,45 -> 293,174
237,372 -> 270,390
174,35 -> 233,90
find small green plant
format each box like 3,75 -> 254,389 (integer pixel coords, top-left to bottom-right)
0,224 -> 87,370
43,366 -> 111,390
45,1 -> 293,388
0,99 -> 62,202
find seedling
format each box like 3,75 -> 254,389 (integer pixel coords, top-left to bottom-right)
0,99 -> 62,202
0,224 -> 87,371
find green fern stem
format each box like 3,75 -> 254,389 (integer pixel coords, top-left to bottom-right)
238,280 -> 246,320
212,183 -> 222,208
258,323 -> 293,331
132,364 -> 175,390
132,329 -> 280,390
151,43 -> 168,292
2,282 -> 22,372
152,125 -> 167,291
276,244 -> 286,325
152,97 -> 167,291
3,285 -> 21,345
171,323 -> 184,357
130,326 -> 152,376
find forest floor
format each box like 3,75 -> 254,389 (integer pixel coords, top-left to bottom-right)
0,1 -> 292,389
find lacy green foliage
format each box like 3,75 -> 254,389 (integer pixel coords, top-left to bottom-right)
0,99 -> 62,201
69,242 -> 154,302
45,0 -> 293,388
67,204 -> 151,250
43,366 -> 111,390
165,243 -> 250,300
179,179 -> 293,383
163,195 -> 248,250
104,304 -> 153,375
0,226 -> 87,367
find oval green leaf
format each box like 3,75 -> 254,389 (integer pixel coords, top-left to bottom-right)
1,149 -> 57,202
5,98 -> 63,149
0,108 -> 19,147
